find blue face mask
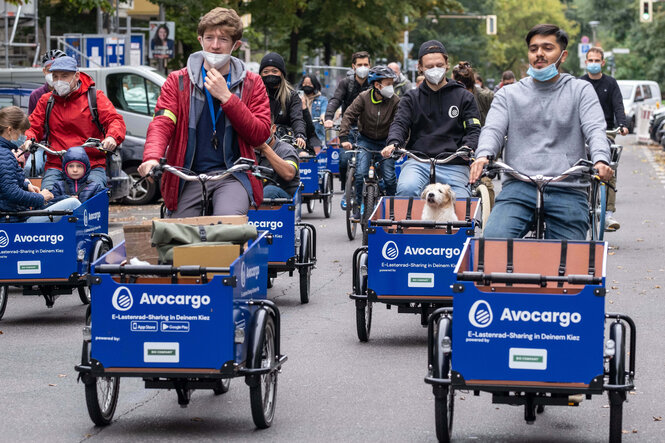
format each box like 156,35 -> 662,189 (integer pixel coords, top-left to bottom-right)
586,62 -> 602,74
527,51 -> 564,82
10,134 -> 26,149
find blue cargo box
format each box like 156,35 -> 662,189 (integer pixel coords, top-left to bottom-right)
451,238 -> 607,385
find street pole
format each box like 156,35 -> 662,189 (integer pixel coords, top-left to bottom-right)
589,20 -> 599,46
403,15 -> 409,73
45,16 -> 50,52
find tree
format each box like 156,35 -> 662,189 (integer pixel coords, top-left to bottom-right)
486,0 -> 579,78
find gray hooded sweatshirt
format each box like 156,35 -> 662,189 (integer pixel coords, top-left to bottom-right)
476,73 -> 610,189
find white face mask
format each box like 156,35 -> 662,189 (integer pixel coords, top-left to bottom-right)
202,51 -> 231,70
379,84 -> 394,99
355,66 -> 370,79
53,79 -> 72,96
45,73 -> 54,87
424,67 -> 446,85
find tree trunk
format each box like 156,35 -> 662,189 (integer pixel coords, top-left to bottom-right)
324,40 -> 332,65
288,28 -> 300,84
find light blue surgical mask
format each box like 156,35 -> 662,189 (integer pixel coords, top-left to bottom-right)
11,134 -> 26,149
527,51 -> 564,82
586,62 -> 602,74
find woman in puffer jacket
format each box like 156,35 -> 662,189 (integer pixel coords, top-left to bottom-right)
0,106 -> 80,222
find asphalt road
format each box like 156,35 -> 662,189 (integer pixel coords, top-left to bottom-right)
1,135 -> 664,442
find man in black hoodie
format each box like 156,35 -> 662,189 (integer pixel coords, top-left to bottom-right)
382,40 -> 480,198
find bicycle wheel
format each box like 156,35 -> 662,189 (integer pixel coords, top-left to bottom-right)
322,172 -> 333,219
608,321 -> 627,443
475,184 -> 491,234
361,183 -> 378,246
249,315 -> 278,429
433,315 -> 454,443
588,181 -> 606,241
345,167 -> 357,240
0,285 -> 8,320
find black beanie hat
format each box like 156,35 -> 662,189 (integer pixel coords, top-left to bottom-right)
260,52 -> 287,76
418,40 -> 447,59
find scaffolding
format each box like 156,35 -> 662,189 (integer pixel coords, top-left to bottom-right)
0,0 -> 40,67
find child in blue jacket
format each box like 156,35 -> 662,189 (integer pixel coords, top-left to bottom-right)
51,146 -> 106,203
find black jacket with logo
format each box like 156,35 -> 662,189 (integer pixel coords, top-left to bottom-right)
387,79 -> 480,164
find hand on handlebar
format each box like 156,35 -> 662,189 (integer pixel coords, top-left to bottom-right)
619,126 -> 629,136
324,120 -> 334,129
138,159 -> 160,178
295,137 -> 307,149
381,144 -> 396,158
593,161 -> 613,181
101,137 -> 117,151
469,156 -> 489,183
341,141 -> 352,150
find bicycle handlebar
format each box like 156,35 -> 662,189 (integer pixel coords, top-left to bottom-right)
394,146 -> 474,164
484,158 -> 597,186
150,157 -> 256,183
28,138 -> 114,157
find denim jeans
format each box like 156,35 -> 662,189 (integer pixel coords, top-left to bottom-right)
483,180 -> 589,240
26,197 -> 81,223
396,159 -> 471,198
339,127 -> 358,191
41,167 -> 108,191
354,135 -> 396,207
24,151 -> 46,176
263,185 -> 291,199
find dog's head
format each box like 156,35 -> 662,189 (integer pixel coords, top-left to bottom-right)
421,183 -> 456,207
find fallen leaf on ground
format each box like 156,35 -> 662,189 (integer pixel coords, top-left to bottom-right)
653,416 -> 662,421
608,252 -> 616,256
629,391 -> 636,395
611,286 -> 619,289
191,417 -> 203,422
48,383 -> 56,387
57,374 -> 67,378
602,405 -> 610,408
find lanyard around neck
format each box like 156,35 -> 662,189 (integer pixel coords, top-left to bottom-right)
201,66 -> 231,132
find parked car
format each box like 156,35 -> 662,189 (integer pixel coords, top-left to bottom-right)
617,80 -> 662,133
0,66 -> 165,204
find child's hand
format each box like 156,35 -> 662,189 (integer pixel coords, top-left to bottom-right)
40,189 -> 54,202
27,183 -> 40,193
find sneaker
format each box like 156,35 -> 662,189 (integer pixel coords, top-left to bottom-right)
340,196 -> 347,210
605,215 -> 620,232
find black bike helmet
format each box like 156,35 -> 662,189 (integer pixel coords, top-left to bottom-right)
41,49 -> 67,66
367,65 -> 396,85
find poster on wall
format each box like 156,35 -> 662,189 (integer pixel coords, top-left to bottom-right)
148,21 -> 175,60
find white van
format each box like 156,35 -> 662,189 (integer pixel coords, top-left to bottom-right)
616,80 -> 661,133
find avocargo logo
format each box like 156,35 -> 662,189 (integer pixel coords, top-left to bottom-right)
381,241 -> 399,260
381,241 -> 461,261
468,299 -> 583,328
13,233 -> 64,245
83,209 -> 102,227
240,261 -> 261,288
248,220 -> 284,231
469,300 -> 493,328
300,168 -> 313,175
112,286 -> 134,311
0,230 -> 9,248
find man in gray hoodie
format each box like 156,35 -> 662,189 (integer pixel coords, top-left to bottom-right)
469,24 -> 613,240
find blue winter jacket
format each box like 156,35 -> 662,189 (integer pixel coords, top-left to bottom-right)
0,136 -> 46,220
51,146 -> 106,203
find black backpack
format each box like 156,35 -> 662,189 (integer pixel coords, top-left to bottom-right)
43,85 -> 106,143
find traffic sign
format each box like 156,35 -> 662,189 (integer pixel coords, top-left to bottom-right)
613,48 -> 630,54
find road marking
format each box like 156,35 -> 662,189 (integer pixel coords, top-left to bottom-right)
642,144 -> 665,190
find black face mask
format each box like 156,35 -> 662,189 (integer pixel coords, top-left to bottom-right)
262,75 -> 281,89
302,86 -> 315,95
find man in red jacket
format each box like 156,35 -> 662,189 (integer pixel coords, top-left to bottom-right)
23,56 -> 126,191
138,7 -> 270,217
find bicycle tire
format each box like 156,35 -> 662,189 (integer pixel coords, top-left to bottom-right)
361,183 -> 378,246
475,184 -> 491,234
345,167 -> 357,240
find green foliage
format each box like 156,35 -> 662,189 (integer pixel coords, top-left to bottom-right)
487,0 -> 579,80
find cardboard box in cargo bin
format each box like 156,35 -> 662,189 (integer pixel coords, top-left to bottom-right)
173,243 -> 241,279
123,215 -> 248,265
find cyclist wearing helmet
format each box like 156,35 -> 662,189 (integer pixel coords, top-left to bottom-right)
340,65 -> 399,219
28,49 -> 67,115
